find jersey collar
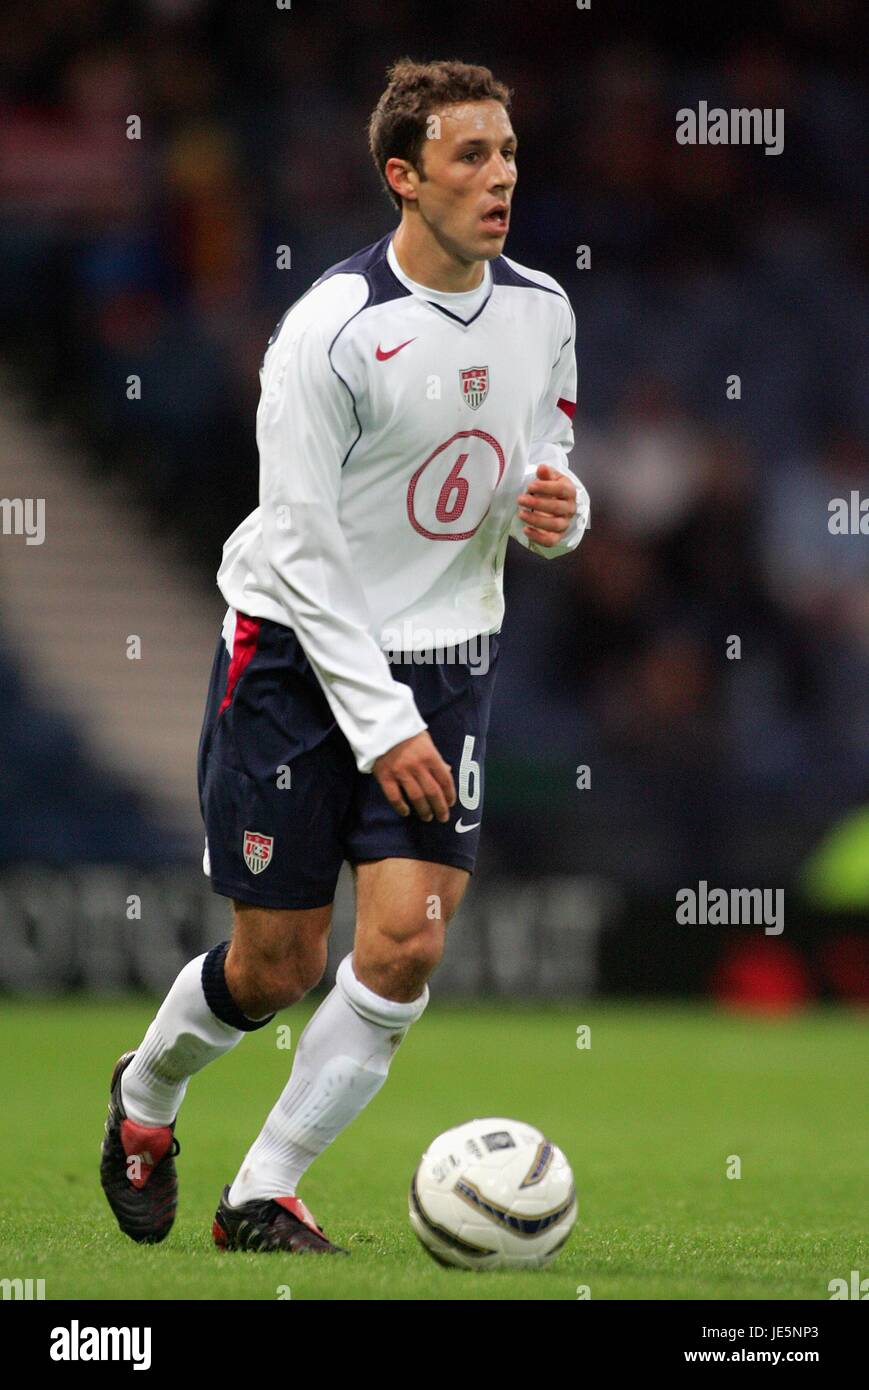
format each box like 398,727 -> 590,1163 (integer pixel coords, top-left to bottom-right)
386,234 -> 494,328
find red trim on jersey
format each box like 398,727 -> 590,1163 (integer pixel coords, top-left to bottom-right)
218,613 -> 262,714
556,397 -> 576,420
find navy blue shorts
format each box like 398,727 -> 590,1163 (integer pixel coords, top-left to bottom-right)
197,613 -> 501,909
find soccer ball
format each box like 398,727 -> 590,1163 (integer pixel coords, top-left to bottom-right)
408,1117 -> 577,1270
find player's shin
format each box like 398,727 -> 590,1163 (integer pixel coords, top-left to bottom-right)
228,952 -> 428,1205
121,941 -> 273,1126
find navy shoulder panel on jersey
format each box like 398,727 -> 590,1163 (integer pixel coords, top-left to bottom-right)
263,232 -> 409,364
491,255 -> 566,301
316,232 -> 411,309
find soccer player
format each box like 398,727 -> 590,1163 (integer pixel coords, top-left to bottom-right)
101,58 -> 590,1253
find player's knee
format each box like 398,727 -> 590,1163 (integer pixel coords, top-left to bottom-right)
394,925 -> 445,988
260,941 -> 327,1010
239,967 -> 306,1015
231,938 -> 327,1015
293,939 -> 329,996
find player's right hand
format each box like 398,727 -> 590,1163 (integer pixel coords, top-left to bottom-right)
372,731 -> 456,823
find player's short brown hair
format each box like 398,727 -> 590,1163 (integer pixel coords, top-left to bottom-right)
368,58 -> 512,211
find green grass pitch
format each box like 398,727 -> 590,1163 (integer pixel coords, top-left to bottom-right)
1,997 -> 865,1300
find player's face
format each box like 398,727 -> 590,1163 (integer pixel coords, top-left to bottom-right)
415,101 -> 517,263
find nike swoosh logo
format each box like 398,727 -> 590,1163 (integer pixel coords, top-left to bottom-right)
376,338 -> 416,361
455,819 -> 481,833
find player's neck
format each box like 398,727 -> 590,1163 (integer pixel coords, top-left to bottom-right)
391,221 -> 486,294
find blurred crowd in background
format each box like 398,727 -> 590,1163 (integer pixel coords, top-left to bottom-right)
0,0 -> 866,894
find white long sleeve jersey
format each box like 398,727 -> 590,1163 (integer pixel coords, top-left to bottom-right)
217,231 -> 590,774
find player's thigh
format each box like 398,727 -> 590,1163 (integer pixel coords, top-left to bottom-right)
351,856 -> 470,977
227,899 -> 333,998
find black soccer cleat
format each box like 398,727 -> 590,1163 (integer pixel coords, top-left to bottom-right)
212,1185 -> 349,1255
99,1050 -> 180,1244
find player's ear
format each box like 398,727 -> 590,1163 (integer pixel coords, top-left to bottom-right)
385,157 -> 418,204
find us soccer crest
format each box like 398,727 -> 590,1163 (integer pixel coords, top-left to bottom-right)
243,830 -> 274,874
460,365 -> 489,410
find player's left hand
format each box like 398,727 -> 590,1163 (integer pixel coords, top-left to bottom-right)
516,463 -> 577,547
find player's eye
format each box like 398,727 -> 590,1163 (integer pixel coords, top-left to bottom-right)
461,151 -> 479,163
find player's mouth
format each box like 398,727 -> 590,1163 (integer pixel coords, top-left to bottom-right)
480,203 -> 509,233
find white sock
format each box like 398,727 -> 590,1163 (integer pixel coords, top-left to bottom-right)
228,953 -> 428,1205
121,951 -> 246,1126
